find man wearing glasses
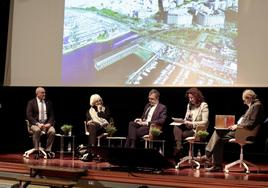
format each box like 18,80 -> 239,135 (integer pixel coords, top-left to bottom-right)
125,89 -> 167,148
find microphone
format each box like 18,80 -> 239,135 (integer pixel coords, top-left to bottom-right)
188,102 -> 192,110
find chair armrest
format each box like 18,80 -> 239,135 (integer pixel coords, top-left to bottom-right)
25,120 -> 33,134
185,136 -> 195,141
84,121 -> 89,135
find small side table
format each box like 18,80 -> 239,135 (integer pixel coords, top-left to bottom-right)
56,134 -> 75,159
144,137 -> 165,156
106,137 -> 126,148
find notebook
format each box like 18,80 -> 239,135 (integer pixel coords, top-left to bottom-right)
215,115 -> 235,130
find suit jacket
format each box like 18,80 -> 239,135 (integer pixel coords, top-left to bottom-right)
185,102 -> 209,129
141,103 -> 167,127
239,99 -> 264,130
26,98 -> 55,125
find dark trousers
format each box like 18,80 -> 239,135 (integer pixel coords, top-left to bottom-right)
125,121 -> 150,148
87,123 -> 105,146
173,125 -> 195,150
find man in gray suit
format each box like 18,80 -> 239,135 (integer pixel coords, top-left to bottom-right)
125,89 -> 167,148
204,89 -> 264,172
26,87 -> 56,157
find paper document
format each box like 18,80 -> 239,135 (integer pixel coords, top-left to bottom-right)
170,122 -> 183,126
214,127 -> 229,130
171,117 -> 185,123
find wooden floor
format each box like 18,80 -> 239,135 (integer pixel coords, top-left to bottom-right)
0,153 -> 268,188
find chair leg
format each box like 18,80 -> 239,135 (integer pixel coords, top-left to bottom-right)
175,156 -> 200,170
241,161 -> 250,174
244,160 -> 259,173
97,137 -> 101,147
39,147 -> 47,159
191,160 -> 201,170
224,159 -> 241,173
23,148 -> 36,158
175,141 -> 200,170
23,147 -> 47,159
97,133 -> 108,147
175,156 -> 191,169
144,140 -> 148,149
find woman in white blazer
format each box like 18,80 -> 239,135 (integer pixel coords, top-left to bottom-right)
173,88 -> 209,157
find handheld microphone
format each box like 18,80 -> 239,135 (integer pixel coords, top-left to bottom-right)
188,102 -> 192,110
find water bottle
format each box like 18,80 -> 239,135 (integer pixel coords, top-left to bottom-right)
159,147 -> 163,155
67,142 -> 71,152
197,149 -> 201,161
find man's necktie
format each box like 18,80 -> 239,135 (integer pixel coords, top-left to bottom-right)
40,100 -> 45,123
143,106 -> 152,120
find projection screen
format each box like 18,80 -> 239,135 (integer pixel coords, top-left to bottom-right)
4,0 -> 268,87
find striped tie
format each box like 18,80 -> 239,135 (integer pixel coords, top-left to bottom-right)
40,100 -> 45,123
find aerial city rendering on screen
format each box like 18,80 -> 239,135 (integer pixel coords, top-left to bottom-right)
62,0 -> 238,86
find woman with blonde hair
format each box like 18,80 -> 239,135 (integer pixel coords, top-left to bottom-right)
86,94 -> 111,146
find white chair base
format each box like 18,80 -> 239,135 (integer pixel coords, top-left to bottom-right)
175,156 -> 200,170
224,159 -> 258,174
225,134 -> 259,174
23,147 -> 47,159
175,136 -> 202,170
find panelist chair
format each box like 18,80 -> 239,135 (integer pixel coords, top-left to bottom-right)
224,125 -> 260,174
23,120 -> 47,159
175,125 -> 207,170
84,121 -> 108,147
80,121 -> 108,162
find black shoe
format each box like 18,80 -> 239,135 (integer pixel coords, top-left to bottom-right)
200,155 -> 212,163
173,148 -> 183,163
93,154 -> 104,162
173,148 -> 179,156
205,165 -> 223,172
79,152 -> 94,162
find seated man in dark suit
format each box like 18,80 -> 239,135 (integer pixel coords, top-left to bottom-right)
26,87 -> 56,157
125,89 -> 167,148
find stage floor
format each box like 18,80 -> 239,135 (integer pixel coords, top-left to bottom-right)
0,153 -> 268,188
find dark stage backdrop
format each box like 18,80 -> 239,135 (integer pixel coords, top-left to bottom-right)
0,86 -> 268,156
